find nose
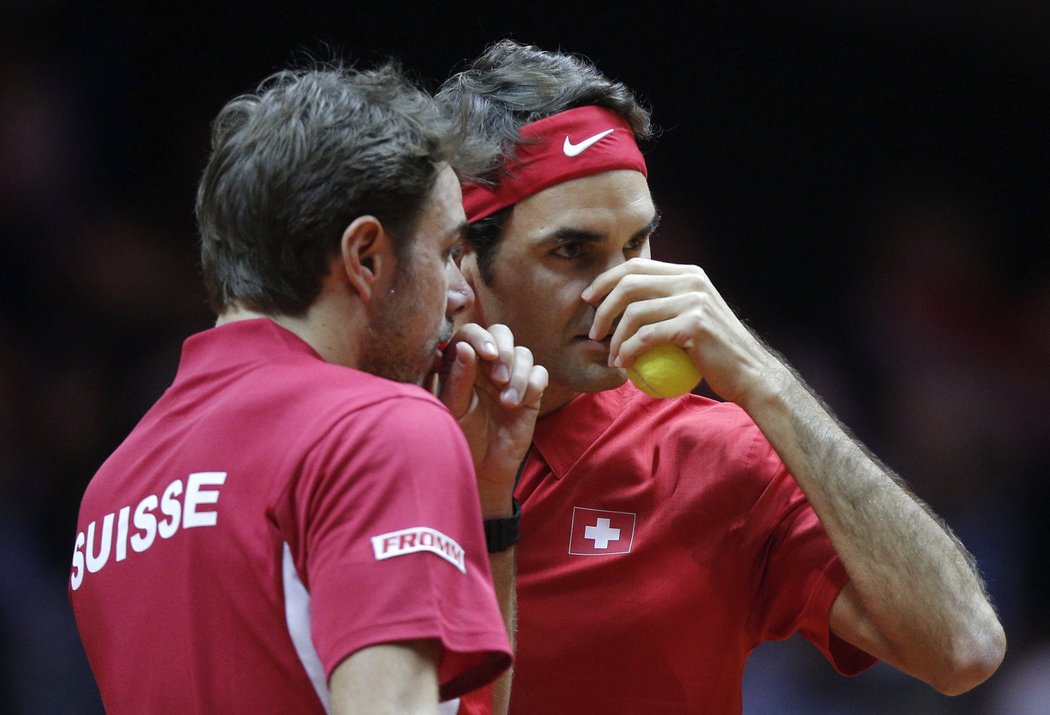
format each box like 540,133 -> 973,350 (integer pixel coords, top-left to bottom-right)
600,250 -> 631,276
445,261 -> 475,319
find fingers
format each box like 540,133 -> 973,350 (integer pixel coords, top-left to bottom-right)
500,345 -> 544,407
445,323 -> 545,408
583,259 -> 708,343
606,294 -> 700,367
578,258 -> 738,371
521,362 -> 549,409
575,258 -> 776,405
435,342 -> 479,418
448,323 -> 501,362
482,323 -> 517,388
448,324 -> 547,491
588,273 -> 683,343
581,257 -> 697,306
479,324 -> 539,407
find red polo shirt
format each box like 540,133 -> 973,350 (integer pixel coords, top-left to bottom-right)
71,319 -> 511,713
509,382 -> 874,714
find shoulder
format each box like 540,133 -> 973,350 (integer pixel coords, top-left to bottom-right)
615,382 -> 782,474
255,362 -> 468,471
280,377 -> 474,513
617,381 -> 759,437
280,361 -> 453,422
313,371 -> 466,451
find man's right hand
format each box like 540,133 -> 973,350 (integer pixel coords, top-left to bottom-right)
432,323 -> 547,517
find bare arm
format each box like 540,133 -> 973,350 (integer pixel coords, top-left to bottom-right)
433,323 -> 546,713
330,640 -> 440,715
586,258 -> 1006,695
485,547 -> 516,713
737,354 -> 1005,694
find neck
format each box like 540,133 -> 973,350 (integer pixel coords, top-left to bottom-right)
216,298 -> 361,368
215,305 -> 267,327
538,385 -> 583,417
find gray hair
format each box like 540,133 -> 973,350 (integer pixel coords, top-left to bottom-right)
196,61 -> 493,316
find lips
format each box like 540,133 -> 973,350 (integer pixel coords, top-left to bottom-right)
572,315 -> 617,344
436,320 -> 454,352
574,324 -> 612,343
429,344 -> 449,379
575,335 -> 612,355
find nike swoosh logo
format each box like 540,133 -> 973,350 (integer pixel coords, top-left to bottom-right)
562,128 -> 615,157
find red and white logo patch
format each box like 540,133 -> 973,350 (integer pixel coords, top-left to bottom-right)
371,527 -> 466,573
568,507 -> 636,556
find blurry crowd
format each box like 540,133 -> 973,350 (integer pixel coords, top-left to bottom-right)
1,3 -> 1047,713
1,32 -> 212,711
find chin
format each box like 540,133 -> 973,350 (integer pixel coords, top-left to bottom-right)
566,365 -> 628,394
362,355 -> 430,387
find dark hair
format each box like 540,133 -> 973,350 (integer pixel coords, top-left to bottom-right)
437,40 -> 653,283
196,61 -> 493,316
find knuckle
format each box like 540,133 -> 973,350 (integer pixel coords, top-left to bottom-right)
683,313 -> 708,339
619,273 -> 643,292
683,273 -> 705,292
621,302 -> 642,326
634,323 -> 657,342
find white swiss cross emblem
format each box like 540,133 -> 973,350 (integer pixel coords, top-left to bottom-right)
568,507 -> 636,556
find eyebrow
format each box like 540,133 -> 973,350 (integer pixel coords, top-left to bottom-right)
446,221 -> 468,243
535,210 -> 662,248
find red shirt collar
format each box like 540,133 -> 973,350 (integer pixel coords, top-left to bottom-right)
531,383 -> 640,479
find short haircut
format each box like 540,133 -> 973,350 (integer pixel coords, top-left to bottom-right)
196,61 -> 492,316
437,40 -> 653,283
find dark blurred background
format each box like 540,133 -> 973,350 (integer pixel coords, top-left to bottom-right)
1,1 -> 1047,712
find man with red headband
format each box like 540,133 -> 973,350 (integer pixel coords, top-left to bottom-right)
438,40 -> 1005,713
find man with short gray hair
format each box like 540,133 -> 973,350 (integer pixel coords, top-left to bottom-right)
70,60 -> 545,715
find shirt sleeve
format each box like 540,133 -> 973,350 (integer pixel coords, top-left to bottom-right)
745,435 -> 877,676
282,393 -> 511,701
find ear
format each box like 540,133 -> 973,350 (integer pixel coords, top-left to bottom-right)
456,248 -> 487,323
339,215 -> 395,301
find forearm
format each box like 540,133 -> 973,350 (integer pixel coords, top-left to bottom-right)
585,258 -> 1005,690
330,641 -> 440,715
477,481 -> 517,715
739,356 -> 1005,693
487,548 -> 516,715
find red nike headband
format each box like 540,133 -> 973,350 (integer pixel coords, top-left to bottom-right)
461,105 -> 648,224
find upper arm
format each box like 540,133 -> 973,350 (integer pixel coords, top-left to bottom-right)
329,639 -> 441,715
296,396 -> 510,702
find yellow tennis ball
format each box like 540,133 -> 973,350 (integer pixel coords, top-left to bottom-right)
627,344 -> 702,398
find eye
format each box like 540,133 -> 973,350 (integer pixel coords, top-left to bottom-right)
552,242 -> 584,259
445,240 -> 466,265
624,236 -> 648,256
